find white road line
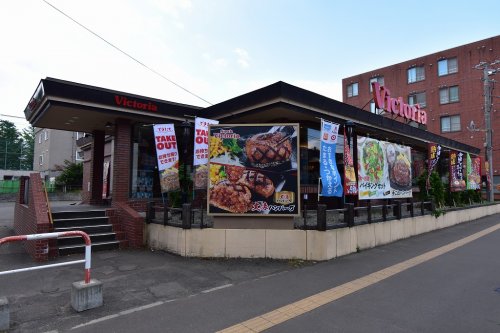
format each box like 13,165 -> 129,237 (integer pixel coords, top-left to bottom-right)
71,301 -> 165,330
201,284 -> 233,293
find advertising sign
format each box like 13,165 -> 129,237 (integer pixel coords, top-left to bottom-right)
208,124 -> 299,216
449,150 -> 465,192
357,136 -> 412,200
320,119 -> 342,197
343,127 -> 358,196
193,117 -> 219,189
153,124 -> 180,193
466,154 -> 481,190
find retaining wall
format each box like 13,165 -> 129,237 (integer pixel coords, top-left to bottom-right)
146,204 -> 500,261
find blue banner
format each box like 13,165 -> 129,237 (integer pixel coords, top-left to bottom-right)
320,119 -> 343,197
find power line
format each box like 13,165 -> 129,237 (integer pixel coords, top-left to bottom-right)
42,0 -> 213,106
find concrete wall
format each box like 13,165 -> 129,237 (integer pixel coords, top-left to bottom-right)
146,204 -> 500,261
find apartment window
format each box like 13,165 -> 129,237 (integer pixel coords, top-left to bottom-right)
439,86 -> 459,104
347,82 -> 358,97
44,130 -> 48,141
441,115 -> 461,133
38,134 -> 42,144
39,155 -> 43,165
369,76 -> 384,92
438,57 -> 458,76
408,92 -> 427,108
407,66 -> 425,83
76,150 -> 84,161
370,102 -> 376,114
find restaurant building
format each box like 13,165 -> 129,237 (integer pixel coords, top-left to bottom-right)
20,77 -> 479,252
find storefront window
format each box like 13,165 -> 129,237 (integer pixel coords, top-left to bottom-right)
300,127 -> 344,186
131,124 -> 161,199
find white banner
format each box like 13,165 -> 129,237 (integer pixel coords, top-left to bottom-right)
193,117 -> 219,166
153,124 -> 180,192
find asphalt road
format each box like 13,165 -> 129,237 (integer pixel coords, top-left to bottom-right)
2,201 -> 500,332
68,213 -> 500,333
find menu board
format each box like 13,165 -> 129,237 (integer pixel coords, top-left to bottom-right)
357,136 -> 412,200
208,124 -> 299,216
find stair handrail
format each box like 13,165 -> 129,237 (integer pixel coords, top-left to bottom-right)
43,180 -> 54,225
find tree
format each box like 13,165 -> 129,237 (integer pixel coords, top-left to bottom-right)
20,126 -> 35,170
0,120 -> 22,170
55,160 -> 83,186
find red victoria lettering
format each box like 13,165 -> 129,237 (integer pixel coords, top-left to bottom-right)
371,82 -> 427,125
114,95 -> 158,112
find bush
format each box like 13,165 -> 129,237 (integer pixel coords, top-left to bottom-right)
55,160 -> 83,186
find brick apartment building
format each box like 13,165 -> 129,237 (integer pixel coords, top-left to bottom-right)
342,35 -> 499,188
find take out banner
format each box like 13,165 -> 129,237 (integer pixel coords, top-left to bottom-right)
357,136 -> 412,200
193,117 -> 219,190
153,124 -> 180,193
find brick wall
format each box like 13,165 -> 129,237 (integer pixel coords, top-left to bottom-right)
13,174 -> 56,262
113,201 -> 144,248
112,119 -> 131,203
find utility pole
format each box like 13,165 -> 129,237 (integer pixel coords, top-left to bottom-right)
475,60 -> 499,201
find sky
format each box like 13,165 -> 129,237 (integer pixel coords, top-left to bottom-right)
0,0 -> 499,130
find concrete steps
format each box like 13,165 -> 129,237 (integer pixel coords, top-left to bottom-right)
52,210 -> 121,256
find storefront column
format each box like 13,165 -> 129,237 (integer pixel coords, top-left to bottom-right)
89,130 -> 105,205
112,119 -> 131,202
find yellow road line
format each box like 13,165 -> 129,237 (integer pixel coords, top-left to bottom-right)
217,223 -> 500,333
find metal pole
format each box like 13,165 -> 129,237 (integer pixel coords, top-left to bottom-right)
483,66 -> 494,201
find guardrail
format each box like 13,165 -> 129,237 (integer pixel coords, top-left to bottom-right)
0,231 -> 92,283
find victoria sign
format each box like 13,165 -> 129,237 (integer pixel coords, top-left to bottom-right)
371,82 -> 427,125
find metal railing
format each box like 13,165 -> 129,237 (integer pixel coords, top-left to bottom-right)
0,231 -> 92,283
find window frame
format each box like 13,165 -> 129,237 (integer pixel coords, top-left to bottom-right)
408,92 -> 426,108
39,154 -> 43,165
440,115 -> 461,133
438,57 -> 458,76
369,76 -> 384,92
407,66 -> 425,83
439,86 -> 459,104
347,82 -> 359,97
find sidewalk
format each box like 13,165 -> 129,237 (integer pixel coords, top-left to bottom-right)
0,201 -> 305,332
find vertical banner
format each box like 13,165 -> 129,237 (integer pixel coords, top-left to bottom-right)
449,150 -> 465,192
426,143 -> 441,189
193,117 -> 219,189
153,124 -> 180,193
102,161 -> 110,199
320,119 -> 342,197
343,127 -> 358,195
466,155 -> 481,190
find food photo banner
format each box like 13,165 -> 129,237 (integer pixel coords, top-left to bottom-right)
193,117 -> 219,190
153,124 -> 180,193
343,127 -> 358,196
320,119 -> 342,197
207,123 -> 300,216
357,136 -> 412,200
466,154 -> 481,190
449,150 -> 466,192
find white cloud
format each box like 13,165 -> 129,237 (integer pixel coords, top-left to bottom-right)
234,48 -> 250,69
291,80 -> 343,101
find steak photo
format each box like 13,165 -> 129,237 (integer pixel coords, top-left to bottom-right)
238,170 -> 275,198
245,132 -> 292,167
391,159 -> 411,187
209,181 -> 252,213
